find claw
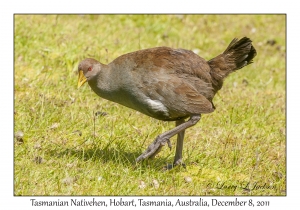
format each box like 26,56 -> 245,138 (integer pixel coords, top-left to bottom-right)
136,137 -> 171,162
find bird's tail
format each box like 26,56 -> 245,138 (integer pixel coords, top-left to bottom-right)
208,37 -> 257,88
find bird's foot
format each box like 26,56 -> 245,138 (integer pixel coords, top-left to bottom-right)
163,160 -> 186,171
136,135 -> 172,162
173,158 -> 186,167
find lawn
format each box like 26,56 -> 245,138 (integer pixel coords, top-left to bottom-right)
14,14 -> 285,195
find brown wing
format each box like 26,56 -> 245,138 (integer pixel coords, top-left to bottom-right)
140,74 -> 215,121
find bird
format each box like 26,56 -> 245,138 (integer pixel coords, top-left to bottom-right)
77,37 -> 257,167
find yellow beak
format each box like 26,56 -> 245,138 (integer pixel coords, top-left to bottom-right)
77,70 -> 87,88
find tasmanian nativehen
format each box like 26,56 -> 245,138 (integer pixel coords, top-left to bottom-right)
78,37 -> 257,166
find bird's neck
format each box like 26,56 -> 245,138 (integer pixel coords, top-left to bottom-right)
88,64 -> 118,100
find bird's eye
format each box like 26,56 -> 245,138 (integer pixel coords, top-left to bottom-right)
88,67 -> 92,71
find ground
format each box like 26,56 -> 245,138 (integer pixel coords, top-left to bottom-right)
14,14 -> 285,195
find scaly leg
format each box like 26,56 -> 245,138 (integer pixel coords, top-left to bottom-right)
173,118 -> 186,166
136,114 -> 201,163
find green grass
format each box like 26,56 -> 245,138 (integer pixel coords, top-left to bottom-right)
14,14 -> 285,195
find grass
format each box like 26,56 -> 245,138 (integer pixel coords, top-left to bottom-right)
14,14 -> 285,196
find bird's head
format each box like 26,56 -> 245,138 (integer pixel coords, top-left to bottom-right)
77,58 -> 100,88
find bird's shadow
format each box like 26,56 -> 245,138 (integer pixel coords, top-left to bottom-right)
47,144 -> 172,172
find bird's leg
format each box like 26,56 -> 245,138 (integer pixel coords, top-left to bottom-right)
136,114 -> 201,163
173,119 -> 186,166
